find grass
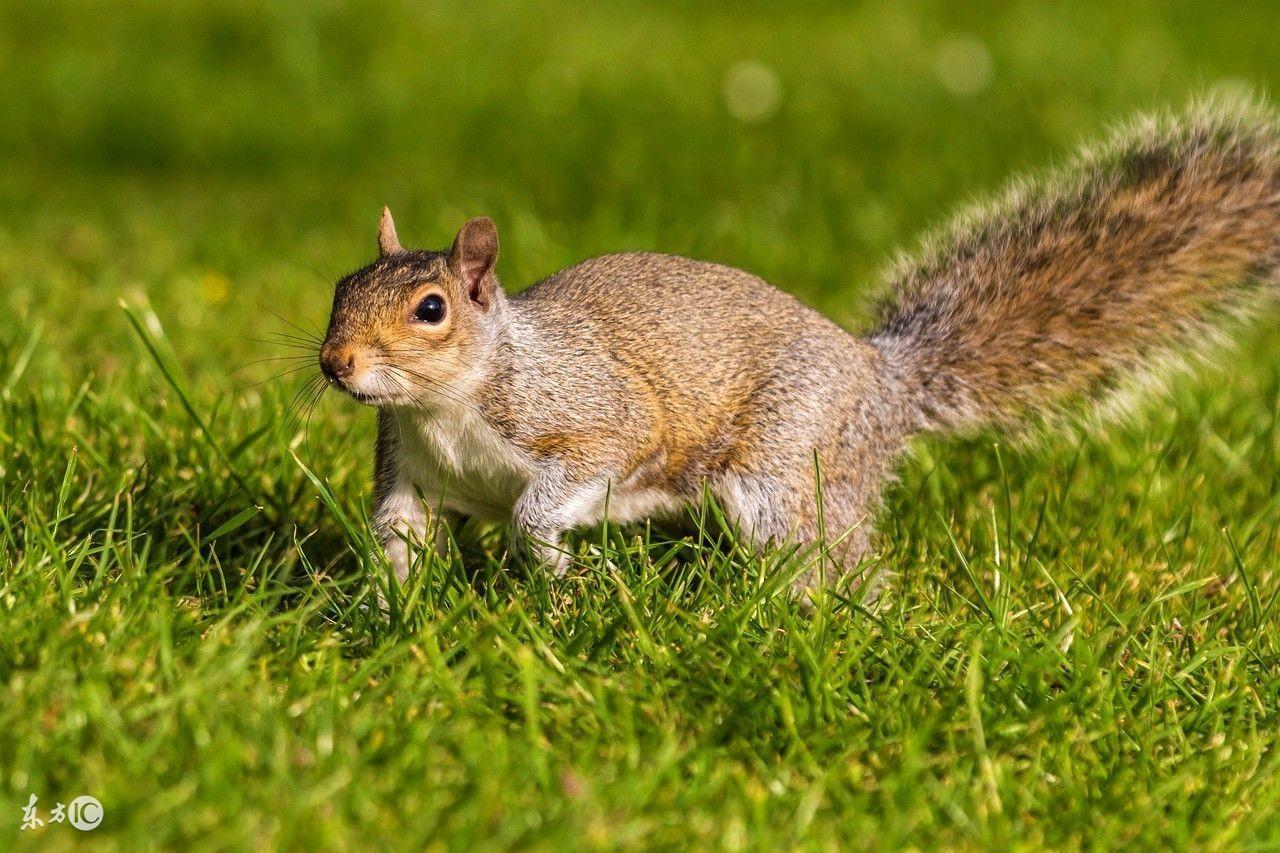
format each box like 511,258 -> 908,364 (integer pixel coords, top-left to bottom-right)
3,0 -> 1280,847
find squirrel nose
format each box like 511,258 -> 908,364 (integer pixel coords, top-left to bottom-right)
320,345 -> 357,383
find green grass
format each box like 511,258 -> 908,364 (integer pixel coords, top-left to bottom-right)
3,0 -> 1280,847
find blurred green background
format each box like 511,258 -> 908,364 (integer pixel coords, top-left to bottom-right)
4,0 -> 1278,377
4,1 -> 1280,847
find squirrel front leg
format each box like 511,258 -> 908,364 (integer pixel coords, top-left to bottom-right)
511,465 -> 611,576
371,410 -> 455,583
372,481 -> 456,583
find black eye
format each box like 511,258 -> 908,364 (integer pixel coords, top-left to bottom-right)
414,294 -> 446,324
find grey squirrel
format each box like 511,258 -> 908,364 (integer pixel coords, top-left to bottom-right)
318,99 -> 1280,597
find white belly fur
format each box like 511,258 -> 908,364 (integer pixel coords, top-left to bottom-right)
582,482 -> 686,527
395,408 -> 532,521
394,409 -> 686,528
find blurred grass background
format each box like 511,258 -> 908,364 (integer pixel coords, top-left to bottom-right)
6,0 -> 1278,373
3,0 -> 1280,847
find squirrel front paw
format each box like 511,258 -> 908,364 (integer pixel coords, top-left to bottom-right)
511,527 -> 573,577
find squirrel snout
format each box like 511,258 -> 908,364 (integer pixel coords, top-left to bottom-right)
319,344 -> 357,384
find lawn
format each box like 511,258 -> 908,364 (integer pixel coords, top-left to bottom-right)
3,0 -> 1280,847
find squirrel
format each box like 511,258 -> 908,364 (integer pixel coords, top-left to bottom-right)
319,99 -> 1280,597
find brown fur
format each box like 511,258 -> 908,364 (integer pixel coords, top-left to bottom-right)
321,99 -> 1280,597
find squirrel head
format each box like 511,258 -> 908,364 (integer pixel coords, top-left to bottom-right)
319,208 -> 503,408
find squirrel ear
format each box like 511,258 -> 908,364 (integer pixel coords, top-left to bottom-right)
449,216 -> 499,309
377,206 -> 403,257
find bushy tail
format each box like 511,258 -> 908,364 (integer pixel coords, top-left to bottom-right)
870,98 -> 1280,434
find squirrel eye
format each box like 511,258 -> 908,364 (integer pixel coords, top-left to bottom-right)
413,294 -> 446,324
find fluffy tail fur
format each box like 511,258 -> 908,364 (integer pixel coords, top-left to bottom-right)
870,98 -> 1280,434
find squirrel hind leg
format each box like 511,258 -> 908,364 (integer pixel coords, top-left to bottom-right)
712,471 -> 798,546
791,485 -> 886,604
712,470 -> 886,602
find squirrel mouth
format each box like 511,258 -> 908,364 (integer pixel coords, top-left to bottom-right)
343,388 -> 382,405
324,378 -> 382,406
